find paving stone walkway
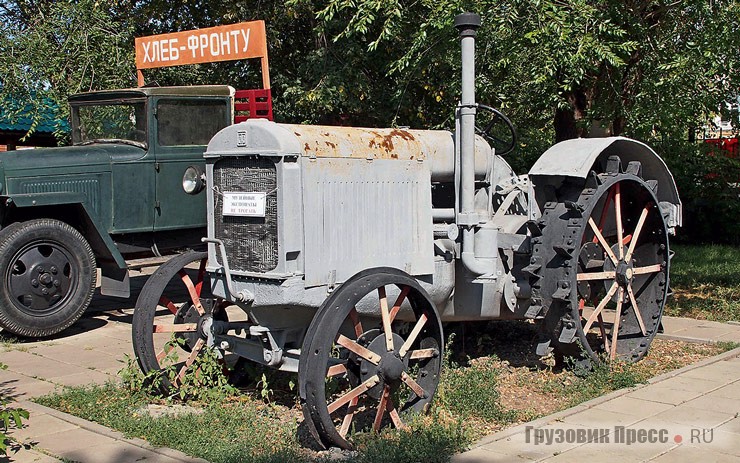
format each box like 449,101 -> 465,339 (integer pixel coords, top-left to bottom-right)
2,285 -> 739,463
453,317 -> 740,463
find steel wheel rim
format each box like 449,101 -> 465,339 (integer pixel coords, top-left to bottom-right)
5,239 -> 77,316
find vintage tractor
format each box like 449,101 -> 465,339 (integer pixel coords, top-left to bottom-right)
132,13 -> 681,449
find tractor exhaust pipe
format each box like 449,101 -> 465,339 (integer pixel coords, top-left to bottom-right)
455,12 -> 494,276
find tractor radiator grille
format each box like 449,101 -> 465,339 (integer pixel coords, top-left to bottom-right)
213,157 -> 278,273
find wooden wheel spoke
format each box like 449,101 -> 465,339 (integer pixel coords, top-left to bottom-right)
625,205 -> 650,262
588,218 -> 619,265
593,187 -> 614,244
373,386 -> 391,432
378,286 -> 394,352
400,371 -> 426,399
387,398 -> 405,429
156,343 -> 175,362
340,397 -> 359,438
336,335 -> 381,365
610,288 -> 625,360
388,286 -> 411,323
577,270 -> 617,281
596,313 -> 610,352
349,307 -> 364,337
627,284 -> 647,336
177,338 -> 204,383
583,282 -> 619,333
615,182 -> 624,259
327,363 -> 348,377
153,323 -> 197,333
327,375 -> 380,414
398,314 -> 428,357
408,348 -> 437,360
194,258 -> 206,297
159,296 -> 179,315
178,270 -> 205,315
632,264 -> 663,275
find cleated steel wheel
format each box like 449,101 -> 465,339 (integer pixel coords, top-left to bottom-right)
132,251 -> 248,390
536,159 -> 670,365
299,268 -> 443,449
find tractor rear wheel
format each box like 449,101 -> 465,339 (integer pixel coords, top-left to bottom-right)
534,159 -> 670,366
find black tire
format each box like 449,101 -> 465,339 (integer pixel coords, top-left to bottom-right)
132,251 -> 248,391
534,160 -> 669,366
0,219 -> 96,337
299,267 -> 444,449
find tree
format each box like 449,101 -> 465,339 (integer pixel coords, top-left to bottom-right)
313,0 -> 740,143
0,1 -> 135,141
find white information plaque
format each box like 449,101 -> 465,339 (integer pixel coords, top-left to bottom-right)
222,192 -> 266,217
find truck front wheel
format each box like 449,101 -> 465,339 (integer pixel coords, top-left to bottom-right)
0,219 -> 97,337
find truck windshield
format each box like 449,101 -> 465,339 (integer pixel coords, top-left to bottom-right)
71,101 -> 147,146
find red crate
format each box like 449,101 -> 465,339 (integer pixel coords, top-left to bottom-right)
234,88 -> 273,122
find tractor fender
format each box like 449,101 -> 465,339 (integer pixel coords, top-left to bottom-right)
1,192 -> 130,297
528,136 -> 681,229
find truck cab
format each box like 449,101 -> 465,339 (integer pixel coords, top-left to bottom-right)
0,85 -> 234,337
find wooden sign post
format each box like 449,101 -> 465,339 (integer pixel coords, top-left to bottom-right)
134,20 -> 270,89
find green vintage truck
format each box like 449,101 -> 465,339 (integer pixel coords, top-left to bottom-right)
0,85 -> 235,337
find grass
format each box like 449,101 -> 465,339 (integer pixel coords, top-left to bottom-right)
666,244 -> 740,322
35,385 -> 469,463
33,322 -> 735,463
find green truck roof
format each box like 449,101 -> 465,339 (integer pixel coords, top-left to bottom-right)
68,85 -> 235,102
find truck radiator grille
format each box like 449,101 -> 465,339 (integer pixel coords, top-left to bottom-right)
213,157 -> 278,273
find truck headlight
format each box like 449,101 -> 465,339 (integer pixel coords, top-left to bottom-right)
182,166 -> 206,195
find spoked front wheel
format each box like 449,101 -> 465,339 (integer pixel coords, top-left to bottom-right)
132,251 -> 248,390
299,268 -> 443,449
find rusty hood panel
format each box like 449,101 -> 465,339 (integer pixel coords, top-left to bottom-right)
281,124 -> 452,161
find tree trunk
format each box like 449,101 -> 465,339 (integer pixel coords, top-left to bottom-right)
554,107 -> 579,142
554,88 -> 590,142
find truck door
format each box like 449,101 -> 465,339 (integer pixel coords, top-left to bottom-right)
151,97 -> 230,232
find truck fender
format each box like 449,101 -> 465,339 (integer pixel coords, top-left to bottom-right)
1,192 -> 130,297
528,136 -> 681,229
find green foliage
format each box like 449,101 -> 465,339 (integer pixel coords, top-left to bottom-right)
0,362 -> 30,456
313,0 -> 740,143
5,0 -> 738,160
655,139 -> 740,245
119,343 -> 238,403
0,0 -> 135,143
437,356 -> 518,424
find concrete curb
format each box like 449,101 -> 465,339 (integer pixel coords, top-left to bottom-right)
657,333 -> 731,344
19,400 -> 209,463
468,346 -> 740,450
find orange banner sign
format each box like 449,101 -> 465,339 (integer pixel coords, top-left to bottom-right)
135,21 -> 267,70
